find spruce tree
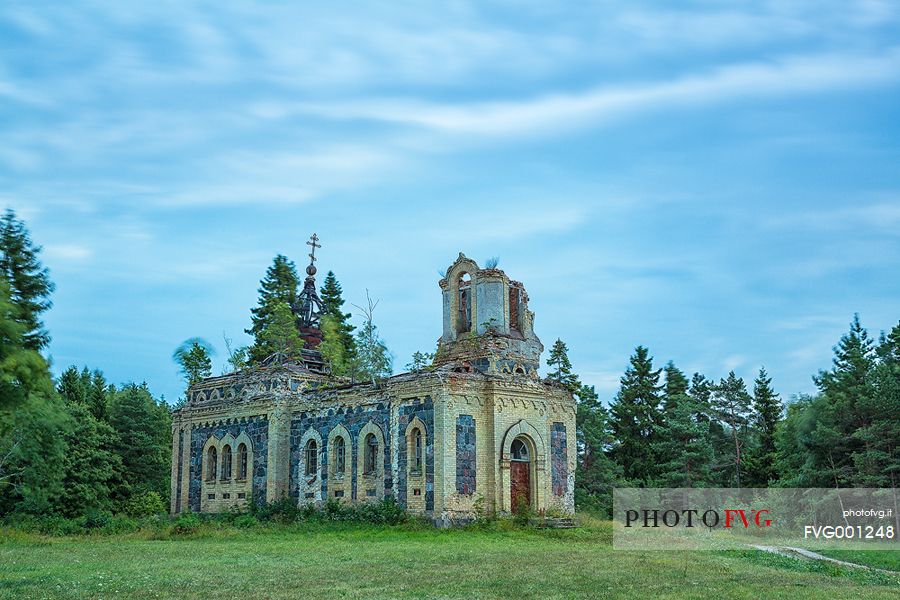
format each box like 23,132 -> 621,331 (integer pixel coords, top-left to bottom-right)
654,397 -> 713,487
711,371 -> 753,486
320,271 -> 356,359
574,384 -> 620,515
0,209 -> 55,351
662,361 -> 690,413
247,255 -> 300,363
609,346 -> 662,484
319,314 -> 349,376
547,339 -> 579,391
746,367 -> 782,486
107,383 -> 172,503
257,302 -> 304,362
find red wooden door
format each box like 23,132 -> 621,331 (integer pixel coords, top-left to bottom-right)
510,461 -> 531,513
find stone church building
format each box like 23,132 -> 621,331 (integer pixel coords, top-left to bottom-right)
169,246 -> 576,523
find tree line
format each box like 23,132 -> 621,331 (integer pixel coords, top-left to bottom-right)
551,313 -> 899,515
0,208 -> 896,522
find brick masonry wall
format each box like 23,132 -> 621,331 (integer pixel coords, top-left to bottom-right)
455,414 -> 476,495
189,418 -> 269,510
550,422 -> 568,497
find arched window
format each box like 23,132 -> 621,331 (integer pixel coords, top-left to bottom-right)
221,445 -> 232,480
410,428 -> 423,474
457,273 -> 472,333
511,438 -> 529,461
206,446 -> 217,481
305,440 -> 318,476
237,443 -> 248,480
334,436 -> 346,475
364,433 -> 378,475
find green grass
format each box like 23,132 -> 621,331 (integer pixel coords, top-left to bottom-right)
810,549 -> 900,572
1,518 -> 898,599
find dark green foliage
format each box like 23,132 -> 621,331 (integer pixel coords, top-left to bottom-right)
574,384 -> 619,516
55,402 -> 121,517
106,384 -> 172,504
654,396 -> 713,487
405,350 -> 434,373
609,346 -> 662,485
547,338 -> 579,392
0,209 -> 55,351
745,367 -> 782,486
172,338 -> 214,388
122,491 -> 166,518
710,371 -> 753,486
320,271 -> 356,360
319,314 -> 351,376
256,302 -> 304,362
662,361 -> 690,413
247,255 -> 300,363
57,366 -> 111,421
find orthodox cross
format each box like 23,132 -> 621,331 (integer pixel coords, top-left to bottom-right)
306,233 -> 321,264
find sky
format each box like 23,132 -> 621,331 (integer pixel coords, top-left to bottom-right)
1,1 -> 899,405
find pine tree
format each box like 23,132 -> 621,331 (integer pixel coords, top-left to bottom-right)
106,383 -> 172,503
247,255 -> 300,363
172,338 -> 214,387
609,346 -> 662,484
746,367 -> 782,486
711,371 -> 753,486
547,339 -> 579,391
58,366 -> 88,407
320,271 -> 356,359
0,209 -> 55,351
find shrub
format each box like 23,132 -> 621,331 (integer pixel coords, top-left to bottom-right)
37,515 -> 83,536
512,496 -> 533,527
122,491 -> 166,518
232,514 -> 258,528
101,515 -> 141,535
171,511 -> 201,535
81,509 -> 112,530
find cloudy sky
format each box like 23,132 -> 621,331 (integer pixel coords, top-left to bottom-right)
2,1 -> 899,403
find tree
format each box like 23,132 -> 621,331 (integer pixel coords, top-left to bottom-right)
710,371 -> 752,486
0,209 -> 55,351
223,333 -> 249,374
256,302 -> 304,362
405,351 -> 434,374
574,384 -> 620,516
746,367 -> 782,486
54,402 -> 120,517
351,291 -> 392,385
173,338 -> 214,388
654,397 -> 713,488
247,255 -> 300,363
0,279 -> 66,515
662,361 -> 690,414
320,271 -> 356,360
547,339 -> 579,392
319,314 -> 350,376
57,366 -> 111,421
608,346 -> 662,485
106,383 -> 172,504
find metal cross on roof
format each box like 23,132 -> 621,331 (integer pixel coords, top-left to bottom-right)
306,233 -> 321,263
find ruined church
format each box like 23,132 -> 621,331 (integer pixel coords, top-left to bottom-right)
169,238 -> 576,523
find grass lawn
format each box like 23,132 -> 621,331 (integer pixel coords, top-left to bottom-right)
810,548 -> 899,572
1,519 -> 897,599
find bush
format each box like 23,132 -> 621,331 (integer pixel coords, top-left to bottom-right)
512,495 -> 533,527
101,515 -> 141,535
170,511 -> 201,535
81,509 -> 112,530
232,514 -> 258,528
122,491 -> 166,518
37,515 -> 83,536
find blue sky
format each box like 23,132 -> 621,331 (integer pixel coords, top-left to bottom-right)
2,1 -> 899,404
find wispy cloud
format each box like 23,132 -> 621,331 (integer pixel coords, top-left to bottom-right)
292,49 -> 900,136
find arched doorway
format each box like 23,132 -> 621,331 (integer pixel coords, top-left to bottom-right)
510,437 -> 533,513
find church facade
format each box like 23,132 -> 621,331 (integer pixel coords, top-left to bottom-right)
169,249 -> 576,524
